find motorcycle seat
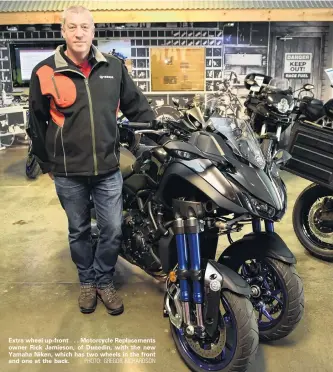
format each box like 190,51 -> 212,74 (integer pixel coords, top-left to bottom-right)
119,147 -> 136,179
311,99 -> 323,106
301,99 -> 325,121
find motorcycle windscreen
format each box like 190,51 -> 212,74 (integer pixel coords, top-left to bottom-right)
190,116 -> 285,211
206,116 -> 266,170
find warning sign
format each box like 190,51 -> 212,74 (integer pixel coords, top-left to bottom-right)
284,53 -> 312,79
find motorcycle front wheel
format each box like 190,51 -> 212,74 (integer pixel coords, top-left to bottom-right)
170,291 -> 258,372
293,183 -> 333,261
239,257 -> 304,342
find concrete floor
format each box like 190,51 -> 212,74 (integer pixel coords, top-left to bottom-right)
1,145 -> 333,372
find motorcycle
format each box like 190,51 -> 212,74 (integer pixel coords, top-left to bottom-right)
284,91 -> 333,260
91,114 -> 304,371
243,73 -> 314,164
204,72 -> 244,121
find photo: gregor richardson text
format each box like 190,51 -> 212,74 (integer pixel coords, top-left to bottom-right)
8,337 -> 157,365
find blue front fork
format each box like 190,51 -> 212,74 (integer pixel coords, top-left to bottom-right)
187,232 -> 203,304
174,217 -> 203,305
252,218 -> 274,233
175,232 -> 190,302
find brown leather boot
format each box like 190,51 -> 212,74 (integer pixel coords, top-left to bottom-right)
97,282 -> 124,315
78,283 -> 97,314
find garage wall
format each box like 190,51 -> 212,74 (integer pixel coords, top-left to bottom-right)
0,21 -> 330,98
0,22 -> 270,94
269,22 -> 330,100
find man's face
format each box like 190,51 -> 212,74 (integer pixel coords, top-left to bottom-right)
62,11 -> 94,56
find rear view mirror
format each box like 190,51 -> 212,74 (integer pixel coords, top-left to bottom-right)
245,78 -> 256,86
172,98 -> 180,107
273,149 -> 292,166
303,84 -> 314,91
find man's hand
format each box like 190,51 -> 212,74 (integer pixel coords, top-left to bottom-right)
48,172 -> 54,180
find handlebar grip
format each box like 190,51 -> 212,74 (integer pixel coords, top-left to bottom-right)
122,122 -> 153,129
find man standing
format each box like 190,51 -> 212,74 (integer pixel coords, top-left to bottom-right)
28,6 -> 155,315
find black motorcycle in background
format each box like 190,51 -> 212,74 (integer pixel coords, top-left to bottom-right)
204,72 -> 244,121
285,92 -> 333,261
242,72 -> 333,260
243,73 -> 315,164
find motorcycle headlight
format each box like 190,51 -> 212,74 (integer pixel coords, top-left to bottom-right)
275,98 -> 292,114
242,194 -> 275,218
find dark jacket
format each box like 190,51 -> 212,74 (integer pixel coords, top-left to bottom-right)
28,44 -> 155,176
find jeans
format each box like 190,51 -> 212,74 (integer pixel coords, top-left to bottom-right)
54,170 -> 123,287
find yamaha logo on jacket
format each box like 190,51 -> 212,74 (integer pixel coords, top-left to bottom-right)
29,44 -> 154,176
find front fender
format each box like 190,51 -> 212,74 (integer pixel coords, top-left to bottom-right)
218,232 -> 296,271
205,260 -> 251,296
204,260 -> 250,338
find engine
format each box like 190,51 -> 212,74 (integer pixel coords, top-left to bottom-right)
122,209 -> 162,273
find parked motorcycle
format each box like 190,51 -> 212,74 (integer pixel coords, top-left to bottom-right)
243,73 -> 314,164
204,73 -> 244,121
284,92 -> 333,260
91,114 -> 304,371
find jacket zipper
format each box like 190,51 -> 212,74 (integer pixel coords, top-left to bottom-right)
84,79 -> 98,176
53,126 -> 60,157
60,127 -> 67,176
51,76 -> 60,99
114,125 -> 120,163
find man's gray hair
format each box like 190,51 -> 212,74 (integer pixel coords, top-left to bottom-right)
61,5 -> 95,28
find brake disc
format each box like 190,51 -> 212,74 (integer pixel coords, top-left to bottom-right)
186,323 -> 226,359
308,199 -> 333,244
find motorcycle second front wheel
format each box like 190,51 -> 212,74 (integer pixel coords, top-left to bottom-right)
239,257 -> 304,342
170,291 -> 258,372
293,183 -> 333,261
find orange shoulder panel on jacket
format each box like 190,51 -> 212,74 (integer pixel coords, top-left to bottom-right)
36,65 -> 77,108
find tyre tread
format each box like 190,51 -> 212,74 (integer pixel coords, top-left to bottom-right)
259,258 -> 304,342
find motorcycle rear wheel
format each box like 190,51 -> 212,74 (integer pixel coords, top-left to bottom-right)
170,291 -> 258,372
293,183 -> 333,261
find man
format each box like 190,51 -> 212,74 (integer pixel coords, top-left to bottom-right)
28,6 -> 155,315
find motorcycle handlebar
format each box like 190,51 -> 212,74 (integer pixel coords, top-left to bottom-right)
123,122 -> 153,129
